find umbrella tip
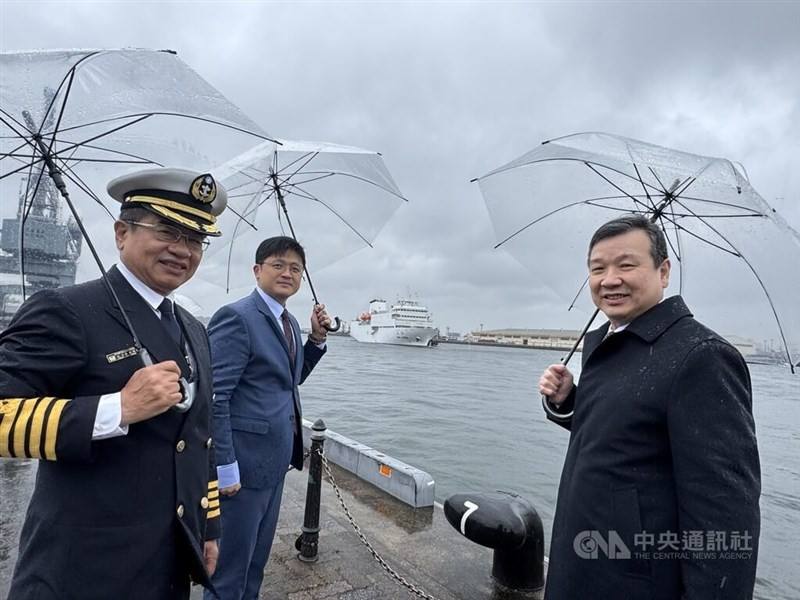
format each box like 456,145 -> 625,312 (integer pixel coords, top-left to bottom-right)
469,177 -> 479,183
542,139 -> 551,145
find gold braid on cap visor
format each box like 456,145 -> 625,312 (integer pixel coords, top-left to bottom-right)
124,194 -> 220,235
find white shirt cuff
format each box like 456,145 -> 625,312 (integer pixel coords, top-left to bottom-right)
217,461 -> 241,489
93,393 -> 129,440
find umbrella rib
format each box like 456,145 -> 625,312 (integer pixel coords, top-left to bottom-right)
655,210 -> 740,257
51,112 -> 275,143
584,163 -> 657,214
278,172 -> 336,187
0,110 -> 46,178
670,198 -> 794,368
632,163 -> 655,210
567,276 -> 590,311
56,157 -> 116,220
45,64 -> 79,160
646,166 -> 669,195
283,170 -> 408,201
64,141 -> 166,166
18,162 -> 50,298
231,182 -> 273,232
0,156 -> 47,180
0,107 -> 35,147
274,151 -> 319,178
584,199 -> 761,219
673,195 -> 765,216
654,211 -> 684,293
277,186 -> 374,248
223,208 -> 256,292
479,158 -> 664,196
494,199 -> 596,248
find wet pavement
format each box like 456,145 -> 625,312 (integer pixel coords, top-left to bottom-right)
3,458 -> 543,600
0,459 -> 35,598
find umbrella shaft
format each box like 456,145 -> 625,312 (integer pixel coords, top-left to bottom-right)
25,124 -> 144,353
562,307 -> 600,367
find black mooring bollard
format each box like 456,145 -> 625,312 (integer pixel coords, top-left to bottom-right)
444,491 -> 545,594
295,418 -> 326,562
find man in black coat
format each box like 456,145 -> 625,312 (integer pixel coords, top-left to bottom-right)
0,168 -> 227,599
539,215 -> 760,600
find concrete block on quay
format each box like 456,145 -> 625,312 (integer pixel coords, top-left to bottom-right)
302,419 -> 435,508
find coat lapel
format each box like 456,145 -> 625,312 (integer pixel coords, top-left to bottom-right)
176,305 -> 210,391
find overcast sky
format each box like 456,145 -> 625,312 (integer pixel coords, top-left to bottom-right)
2,0 -> 799,338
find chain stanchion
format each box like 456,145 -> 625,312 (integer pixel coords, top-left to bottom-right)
316,446 -> 443,600
295,419 -> 326,562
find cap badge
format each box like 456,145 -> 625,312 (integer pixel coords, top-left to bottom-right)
190,174 -> 217,204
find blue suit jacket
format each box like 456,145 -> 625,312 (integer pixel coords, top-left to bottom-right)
208,290 -> 325,489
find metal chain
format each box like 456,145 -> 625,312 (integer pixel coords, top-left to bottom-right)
315,446 -> 443,600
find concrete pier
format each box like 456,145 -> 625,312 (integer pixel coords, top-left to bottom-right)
193,459 -> 542,599
2,459 -> 544,600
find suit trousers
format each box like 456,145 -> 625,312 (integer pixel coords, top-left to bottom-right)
205,478 -> 286,600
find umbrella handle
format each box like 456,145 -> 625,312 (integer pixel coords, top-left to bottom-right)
541,394 -> 573,423
140,347 -> 193,412
325,316 -> 342,332
539,307 -> 600,424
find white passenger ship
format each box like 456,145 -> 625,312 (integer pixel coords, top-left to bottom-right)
349,298 -> 438,347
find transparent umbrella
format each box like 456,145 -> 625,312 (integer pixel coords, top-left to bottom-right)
474,131 -> 800,372
202,138 -> 408,329
0,48 -> 274,409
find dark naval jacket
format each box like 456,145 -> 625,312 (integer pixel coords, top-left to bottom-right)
0,266 -> 220,599
544,296 -> 761,600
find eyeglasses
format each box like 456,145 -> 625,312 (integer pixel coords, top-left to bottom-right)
125,221 -> 210,252
261,260 -> 304,276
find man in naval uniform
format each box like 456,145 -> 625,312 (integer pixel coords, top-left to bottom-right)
206,236 -> 330,599
0,167 -> 226,599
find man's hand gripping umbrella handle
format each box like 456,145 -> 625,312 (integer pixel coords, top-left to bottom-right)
540,307 -> 600,422
139,347 -> 194,412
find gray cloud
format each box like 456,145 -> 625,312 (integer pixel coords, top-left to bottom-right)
2,0 -> 798,338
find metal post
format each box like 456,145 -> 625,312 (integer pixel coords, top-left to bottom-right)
296,419 -> 326,562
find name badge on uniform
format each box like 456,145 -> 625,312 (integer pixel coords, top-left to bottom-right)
106,346 -> 138,363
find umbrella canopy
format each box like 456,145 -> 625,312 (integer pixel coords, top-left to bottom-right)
475,132 -> 800,371
0,48 -> 274,406
202,138 -> 407,292
0,47 -> 273,295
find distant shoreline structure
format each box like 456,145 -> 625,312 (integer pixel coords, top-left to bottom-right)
437,338 -> 571,352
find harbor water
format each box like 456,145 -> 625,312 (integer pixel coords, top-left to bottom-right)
1,335 -> 798,598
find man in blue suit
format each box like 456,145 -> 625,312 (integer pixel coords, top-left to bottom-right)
205,236 -> 330,599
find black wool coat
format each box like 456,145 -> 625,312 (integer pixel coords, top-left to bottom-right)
0,266 -> 219,600
544,296 -> 761,600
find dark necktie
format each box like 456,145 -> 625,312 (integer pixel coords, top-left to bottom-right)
280,309 -> 295,362
159,298 -> 182,347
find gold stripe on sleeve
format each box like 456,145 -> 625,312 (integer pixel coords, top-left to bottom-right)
27,398 -> 54,459
208,488 -> 219,500
208,480 -> 219,491
12,399 -> 38,457
43,399 -> 68,461
206,508 -> 221,519
0,399 -> 22,458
